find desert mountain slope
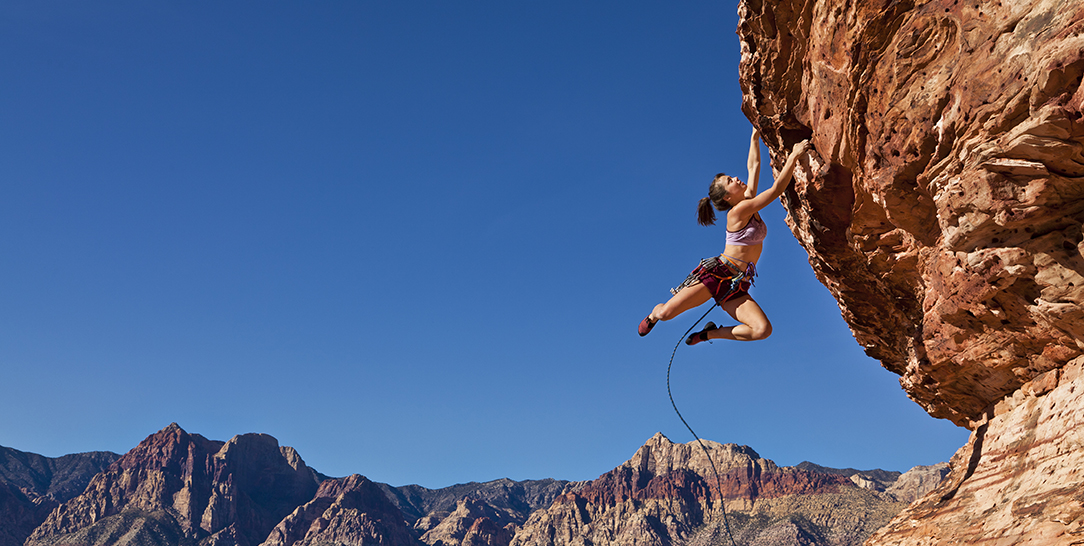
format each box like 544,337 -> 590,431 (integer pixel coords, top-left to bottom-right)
8,426 -> 939,546
25,423 -> 320,546
511,432 -> 927,546
0,446 -> 119,546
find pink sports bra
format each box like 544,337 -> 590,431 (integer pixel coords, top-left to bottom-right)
726,214 -> 767,246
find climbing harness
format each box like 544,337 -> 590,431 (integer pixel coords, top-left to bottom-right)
666,303 -> 738,546
671,256 -> 756,306
720,254 -> 756,286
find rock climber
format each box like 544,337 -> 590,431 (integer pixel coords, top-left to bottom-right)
638,128 -> 811,345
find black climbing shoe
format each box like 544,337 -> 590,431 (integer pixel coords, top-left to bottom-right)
685,322 -> 718,346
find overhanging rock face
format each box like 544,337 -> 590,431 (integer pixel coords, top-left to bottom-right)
738,0 -> 1084,427
736,0 -> 1084,542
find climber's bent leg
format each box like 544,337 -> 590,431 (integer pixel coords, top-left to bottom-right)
703,294 -> 772,342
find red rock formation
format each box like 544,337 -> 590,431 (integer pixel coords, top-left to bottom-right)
737,0 -> 1084,542
261,474 -> 417,546
27,423 -> 320,546
739,0 -> 1084,427
511,433 -> 906,546
568,438 -> 848,509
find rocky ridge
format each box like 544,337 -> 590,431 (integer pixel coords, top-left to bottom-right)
417,498 -> 517,546
509,432 -> 936,546
0,447 -> 120,505
26,423 -> 321,546
262,474 -> 417,546
382,478 -> 570,533
3,426 -> 942,546
736,0 -> 1084,542
0,447 -> 119,546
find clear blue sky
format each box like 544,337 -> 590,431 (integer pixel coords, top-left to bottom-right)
1,2 -> 968,488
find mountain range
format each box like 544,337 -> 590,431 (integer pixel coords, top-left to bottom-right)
1,424 -> 947,546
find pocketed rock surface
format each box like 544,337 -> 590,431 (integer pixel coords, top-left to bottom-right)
737,0 -> 1084,542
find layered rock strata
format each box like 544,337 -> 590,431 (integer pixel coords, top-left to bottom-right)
510,433 -> 910,546
737,0 -> 1084,541
868,357 -> 1084,544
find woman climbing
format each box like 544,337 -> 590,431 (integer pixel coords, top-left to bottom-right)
638,128 -> 810,345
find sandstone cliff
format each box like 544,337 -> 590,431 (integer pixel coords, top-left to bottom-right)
737,0 -> 1084,542
510,433 -> 909,546
869,359 -> 1084,543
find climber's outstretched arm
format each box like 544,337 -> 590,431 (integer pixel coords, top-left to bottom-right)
736,139 -> 810,214
745,128 -> 761,200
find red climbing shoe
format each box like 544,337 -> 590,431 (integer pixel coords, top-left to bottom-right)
685,322 -> 718,346
638,316 -> 657,337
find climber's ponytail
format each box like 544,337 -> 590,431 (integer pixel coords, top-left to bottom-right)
697,173 -> 733,226
697,197 -> 716,226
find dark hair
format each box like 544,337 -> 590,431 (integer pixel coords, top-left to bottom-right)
696,173 -> 733,226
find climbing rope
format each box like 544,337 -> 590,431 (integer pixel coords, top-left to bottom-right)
666,303 -> 738,546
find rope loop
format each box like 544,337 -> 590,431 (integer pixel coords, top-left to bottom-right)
666,303 -> 737,546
